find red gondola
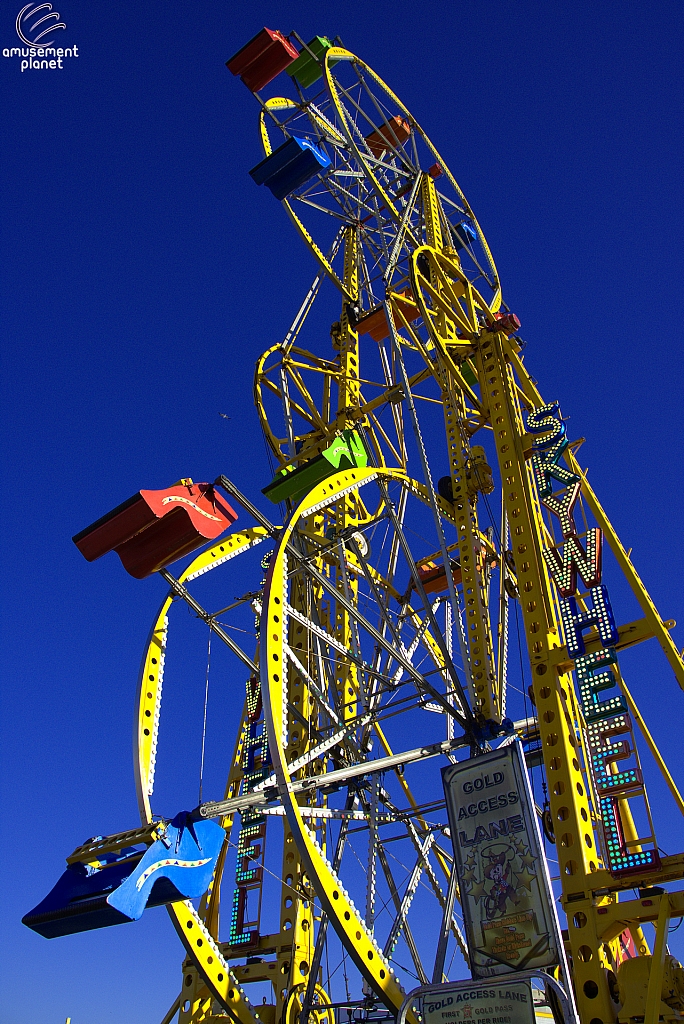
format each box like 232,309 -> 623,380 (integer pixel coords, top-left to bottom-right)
73,480 -> 238,579
226,27 -> 298,93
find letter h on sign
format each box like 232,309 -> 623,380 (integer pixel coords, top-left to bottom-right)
560,585 -> 618,657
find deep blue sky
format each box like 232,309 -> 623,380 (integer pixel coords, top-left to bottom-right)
2,2 -> 683,1022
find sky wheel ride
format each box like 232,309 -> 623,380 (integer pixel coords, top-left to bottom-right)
23,27 -> 684,1024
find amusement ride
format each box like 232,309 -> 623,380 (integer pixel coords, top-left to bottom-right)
22,27 -> 684,1024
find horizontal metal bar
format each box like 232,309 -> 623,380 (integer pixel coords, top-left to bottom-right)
199,734 -> 469,820
296,735 -> 468,792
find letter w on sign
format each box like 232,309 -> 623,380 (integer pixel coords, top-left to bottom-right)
543,528 -> 602,598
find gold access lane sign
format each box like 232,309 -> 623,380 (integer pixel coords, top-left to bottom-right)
442,742 -> 564,978
422,979 -> 535,1024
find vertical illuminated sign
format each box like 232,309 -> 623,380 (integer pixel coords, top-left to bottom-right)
228,553 -> 272,946
527,402 -> 659,876
442,743 -> 565,977
228,669 -> 269,947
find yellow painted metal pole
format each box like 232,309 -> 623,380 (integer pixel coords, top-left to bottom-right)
417,178 -> 499,719
480,329 -> 617,1024
644,895 -> 671,1024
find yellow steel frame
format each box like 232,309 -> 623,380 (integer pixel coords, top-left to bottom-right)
248,52 -> 684,1020
322,49 -> 501,313
262,465 -> 417,1019
411,179 -> 500,720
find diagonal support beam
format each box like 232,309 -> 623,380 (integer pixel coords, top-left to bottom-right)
159,569 -> 257,674
383,833 -> 435,960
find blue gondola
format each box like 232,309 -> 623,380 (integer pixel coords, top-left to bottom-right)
23,814 -> 224,938
449,221 -> 477,250
250,136 -> 331,201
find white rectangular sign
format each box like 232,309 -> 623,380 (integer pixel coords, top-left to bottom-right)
442,742 -> 563,977
422,978 -> 535,1024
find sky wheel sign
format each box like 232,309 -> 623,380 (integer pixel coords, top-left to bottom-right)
442,744 -> 564,977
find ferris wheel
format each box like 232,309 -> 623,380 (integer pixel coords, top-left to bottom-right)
23,27 -> 684,1024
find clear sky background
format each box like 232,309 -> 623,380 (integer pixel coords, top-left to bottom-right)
1,1 -> 683,1022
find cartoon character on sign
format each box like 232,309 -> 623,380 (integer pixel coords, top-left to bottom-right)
483,846 -> 521,920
